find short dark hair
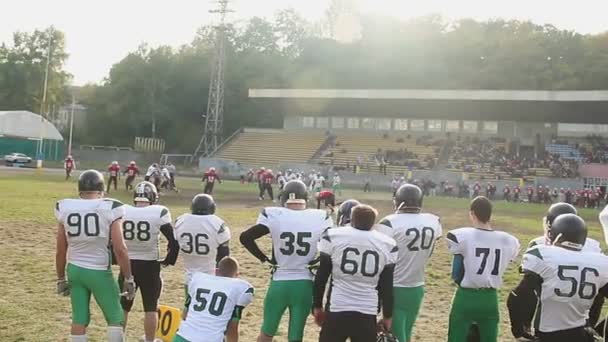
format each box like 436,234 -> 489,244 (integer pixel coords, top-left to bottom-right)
351,204 -> 378,231
218,256 -> 239,277
470,196 -> 492,223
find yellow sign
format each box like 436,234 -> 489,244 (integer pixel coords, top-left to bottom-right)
156,305 -> 182,342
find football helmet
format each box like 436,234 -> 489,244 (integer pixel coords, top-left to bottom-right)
209,167 -> 216,172
130,161 -> 136,165
112,161 -> 118,165
394,184 -> 423,211
280,180 -> 308,206
133,181 -> 158,204
549,213 -> 587,250
67,155 -> 72,160
543,202 -> 577,234
191,194 -> 216,215
78,170 -> 105,192
337,199 -> 361,226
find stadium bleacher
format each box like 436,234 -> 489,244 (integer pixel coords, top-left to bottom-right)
317,132 -> 440,174
545,143 -> 585,162
215,129 -> 328,166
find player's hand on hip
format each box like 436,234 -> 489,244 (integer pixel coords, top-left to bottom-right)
312,307 -> 326,327
122,276 -> 136,301
378,318 -> 392,332
56,278 -> 70,296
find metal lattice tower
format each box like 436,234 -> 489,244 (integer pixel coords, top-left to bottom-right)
194,0 -> 232,158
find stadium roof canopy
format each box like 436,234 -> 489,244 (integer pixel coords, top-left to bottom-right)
249,89 -> 608,124
0,111 -> 64,140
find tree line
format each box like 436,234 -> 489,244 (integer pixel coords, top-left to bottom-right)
1,11 -> 607,152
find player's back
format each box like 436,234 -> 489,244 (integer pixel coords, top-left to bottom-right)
123,204 -> 171,261
378,213 -> 442,287
179,272 -> 254,342
321,226 -> 397,314
523,245 -> 608,332
259,207 -> 332,280
447,227 -> 520,289
55,198 -> 124,270
175,213 -> 231,275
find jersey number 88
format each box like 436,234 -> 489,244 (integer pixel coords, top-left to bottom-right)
123,221 -> 151,241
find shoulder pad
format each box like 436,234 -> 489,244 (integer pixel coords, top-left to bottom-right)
55,201 -> 60,211
321,228 -> 332,242
104,198 -> 124,209
446,231 -> 459,244
218,223 -> 227,234
378,217 -> 392,228
245,286 -> 254,294
160,206 -> 169,217
525,247 -> 543,260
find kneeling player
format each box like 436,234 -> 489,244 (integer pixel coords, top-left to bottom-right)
313,204 -> 397,342
120,181 -> 179,342
508,214 -> 608,342
173,257 -> 254,342
55,170 -> 135,342
316,189 -> 335,210
240,180 -> 333,342
446,196 -> 520,342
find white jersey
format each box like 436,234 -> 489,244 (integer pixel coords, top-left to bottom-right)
378,213 -> 442,287
391,180 -> 399,190
332,175 -> 341,186
529,236 -> 602,254
600,205 -> 608,245
277,175 -> 286,188
55,198 -> 125,270
446,227 -> 520,289
145,166 -> 157,177
175,214 -> 231,275
522,245 -> 608,332
256,207 -> 333,281
161,167 -> 171,180
318,226 -> 398,315
178,272 -> 254,342
122,205 -> 172,260
312,176 -> 325,189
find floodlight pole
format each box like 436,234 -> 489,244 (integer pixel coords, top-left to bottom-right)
68,94 -> 75,156
193,0 -> 233,159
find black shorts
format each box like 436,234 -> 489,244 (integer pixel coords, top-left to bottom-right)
119,260 -> 162,312
319,311 -> 376,342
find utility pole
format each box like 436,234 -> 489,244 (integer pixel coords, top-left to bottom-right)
68,94 -> 75,156
37,36 -> 52,168
193,0 -> 233,159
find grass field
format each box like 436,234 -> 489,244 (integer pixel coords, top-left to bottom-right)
1,170 -> 606,342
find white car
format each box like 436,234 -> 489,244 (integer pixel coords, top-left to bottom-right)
4,153 -> 32,163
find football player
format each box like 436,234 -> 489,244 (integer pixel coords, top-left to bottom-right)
123,161 -> 139,191
336,199 -> 360,227
65,155 -> 75,180
55,170 -> 135,342
528,203 -> 601,252
316,189 -> 335,210
259,169 -> 275,202
446,196 -> 520,342
173,257 -> 254,342
239,180 -> 333,342
311,172 -> 325,193
119,181 -> 179,342
107,161 -> 120,193
313,204 -> 398,342
202,167 -> 222,195
175,194 -> 231,289
377,184 -> 442,342
332,172 -> 342,196
509,214 -> 608,342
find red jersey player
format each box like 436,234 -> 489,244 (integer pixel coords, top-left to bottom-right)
64,155 -> 75,180
107,161 -> 120,193
259,169 -> 275,202
123,161 -> 139,190
316,189 -> 336,209
202,167 -> 222,195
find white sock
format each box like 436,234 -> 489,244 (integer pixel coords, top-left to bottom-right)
107,326 -> 124,342
71,335 -> 88,342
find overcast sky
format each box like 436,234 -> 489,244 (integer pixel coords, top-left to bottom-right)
2,0 -> 606,85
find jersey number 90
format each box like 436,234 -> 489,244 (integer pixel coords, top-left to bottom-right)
66,213 -> 100,237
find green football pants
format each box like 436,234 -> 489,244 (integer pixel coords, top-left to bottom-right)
67,263 -> 124,326
392,286 -> 425,342
261,279 -> 313,342
448,287 -> 499,342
